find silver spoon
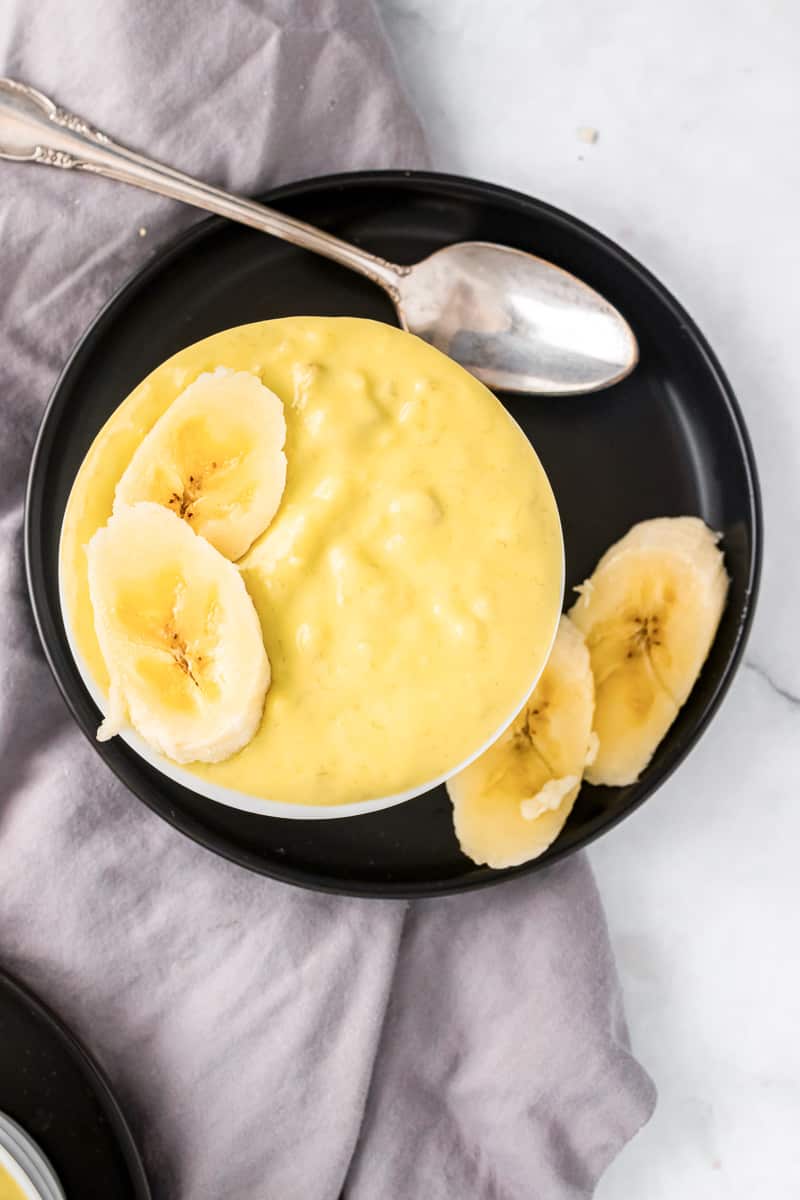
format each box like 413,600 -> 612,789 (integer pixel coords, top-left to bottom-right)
0,78 -> 637,394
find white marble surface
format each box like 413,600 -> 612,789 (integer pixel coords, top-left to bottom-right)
377,0 -> 800,1194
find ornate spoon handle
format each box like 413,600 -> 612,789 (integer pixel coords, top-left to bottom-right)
0,77 -> 403,294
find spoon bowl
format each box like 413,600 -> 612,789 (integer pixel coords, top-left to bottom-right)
397,240 -> 638,394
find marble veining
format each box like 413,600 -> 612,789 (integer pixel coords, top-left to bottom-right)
745,660 -> 800,708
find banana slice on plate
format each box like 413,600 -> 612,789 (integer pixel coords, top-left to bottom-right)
447,615 -> 596,869
569,516 -> 728,787
114,367 -> 286,561
87,502 -> 270,764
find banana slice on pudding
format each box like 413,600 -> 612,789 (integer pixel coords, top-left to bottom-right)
569,516 -> 728,786
114,367 -> 286,561
87,502 -> 270,763
447,615 -> 596,868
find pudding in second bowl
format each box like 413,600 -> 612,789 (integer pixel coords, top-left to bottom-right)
60,317 -> 563,816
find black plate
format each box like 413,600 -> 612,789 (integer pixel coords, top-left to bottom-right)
25,171 -> 761,898
0,969 -> 150,1198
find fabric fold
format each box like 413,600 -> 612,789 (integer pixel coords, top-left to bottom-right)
345,860 -> 655,1199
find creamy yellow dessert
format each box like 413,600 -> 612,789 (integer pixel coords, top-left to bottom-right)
0,1161 -> 32,1200
61,317 -> 563,809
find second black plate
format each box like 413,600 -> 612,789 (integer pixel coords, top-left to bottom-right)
0,969 -> 150,1198
26,171 -> 760,897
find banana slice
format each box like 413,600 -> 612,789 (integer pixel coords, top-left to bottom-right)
87,502 -> 270,764
447,616 -> 595,868
569,516 -> 728,786
114,367 -> 287,561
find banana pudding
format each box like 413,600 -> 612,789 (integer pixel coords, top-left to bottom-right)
61,317 -> 563,810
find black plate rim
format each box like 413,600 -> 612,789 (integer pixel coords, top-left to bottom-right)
0,966 -> 151,1198
24,169 -> 762,898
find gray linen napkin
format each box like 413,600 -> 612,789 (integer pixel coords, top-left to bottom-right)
0,2 -> 655,1197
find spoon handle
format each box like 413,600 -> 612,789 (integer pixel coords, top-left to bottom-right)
0,78 -> 403,295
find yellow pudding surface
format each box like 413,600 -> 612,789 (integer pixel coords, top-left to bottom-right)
0,1161 -> 31,1200
61,318 -> 563,808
